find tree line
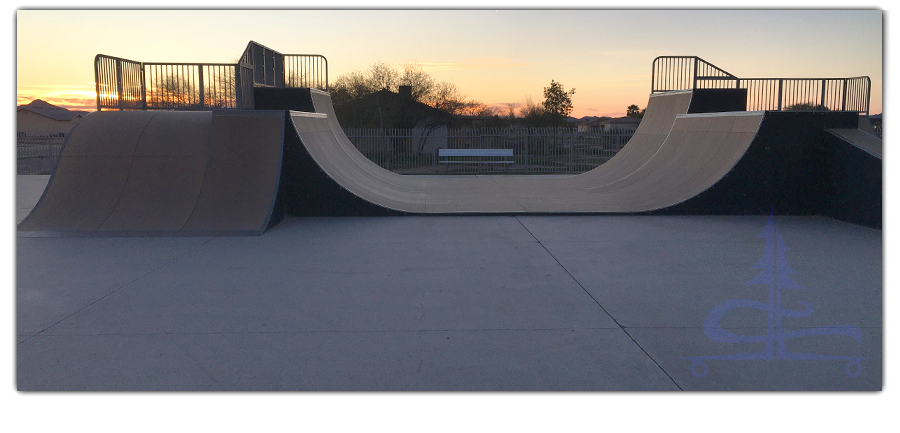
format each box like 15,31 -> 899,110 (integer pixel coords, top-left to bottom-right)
330,62 -> 578,128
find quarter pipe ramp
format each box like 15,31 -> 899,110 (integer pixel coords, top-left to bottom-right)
18,110 -> 287,236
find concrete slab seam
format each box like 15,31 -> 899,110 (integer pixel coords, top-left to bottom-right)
512,216 -> 684,390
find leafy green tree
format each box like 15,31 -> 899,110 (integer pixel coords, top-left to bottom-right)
542,80 -> 575,125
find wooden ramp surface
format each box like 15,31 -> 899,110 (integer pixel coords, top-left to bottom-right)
18,111 -> 286,236
295,90 -> 763,214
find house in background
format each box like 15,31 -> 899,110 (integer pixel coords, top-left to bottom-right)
17,99 -> 89,138
336,86 -> 456,154
577,116 -> 642,133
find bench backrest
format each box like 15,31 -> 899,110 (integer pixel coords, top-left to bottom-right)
438,149 -> 514,157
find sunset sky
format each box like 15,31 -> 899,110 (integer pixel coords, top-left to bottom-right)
5,3 -> 896,430
16,8 -> 883,118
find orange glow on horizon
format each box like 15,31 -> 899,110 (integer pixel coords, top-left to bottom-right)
17,89 -> 97,112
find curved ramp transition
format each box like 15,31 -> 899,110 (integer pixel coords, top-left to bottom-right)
291,90 -> 879,227
18,110 -> 287,236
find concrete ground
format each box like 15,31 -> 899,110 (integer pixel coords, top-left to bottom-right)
15,175 -> 882,391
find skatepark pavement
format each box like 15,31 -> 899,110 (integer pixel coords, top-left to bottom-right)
16,175 -> 881,391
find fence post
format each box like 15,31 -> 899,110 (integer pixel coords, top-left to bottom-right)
524,132 -> 529,170
384,128 -> 390,171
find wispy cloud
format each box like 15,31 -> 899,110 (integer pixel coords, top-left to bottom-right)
18,85 -> 97,111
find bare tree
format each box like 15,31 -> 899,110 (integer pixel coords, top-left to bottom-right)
425,81 -> 468,114
147,73 -> 198,109
331,61 -> 487,117
369,62 -> 399,92
398,63 -> 435,102
785,102 -> 830,111
518,96 -> 546,125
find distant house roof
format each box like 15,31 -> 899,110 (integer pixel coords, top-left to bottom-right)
601,116 -> 642,125
17,99 -> 88,121
578,116 -> 641,128
335,89 -> 453,129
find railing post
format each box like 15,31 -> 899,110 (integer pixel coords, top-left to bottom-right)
94,56 -> 102,111
692,57 -> 699,90
198,64 -> 205,109
116,59 -> 125,110
777,79 -> 783,111
865,77 -> 871,116
140,63 -> 147,110
820,79 -> 826,110
234,65 -> 242,109
841,79 -> 848,112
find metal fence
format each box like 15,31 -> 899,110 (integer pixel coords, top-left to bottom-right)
17,136 -> 65,175
14,129 -> 632,176
344,127 -> 635,174
651,56 -> 871,115
95,41 -> 327,111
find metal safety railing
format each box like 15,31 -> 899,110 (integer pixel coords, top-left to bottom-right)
738,77 -> 871,112
284,54 -> 328,90
651,56 -> 871,115
143,63 -> 243,110
652,56 -> 738,93
95,41 -> 327,111
95,55 -> 145,110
